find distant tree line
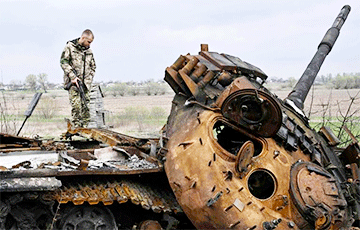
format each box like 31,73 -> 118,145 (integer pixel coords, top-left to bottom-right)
268,72 -> 360,89
3,72 -> 360,93
3,76 -> 172,96
311,73 -> 360,89
103,79 -> 171,97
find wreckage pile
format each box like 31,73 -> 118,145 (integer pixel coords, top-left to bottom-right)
0,127 -> 185,229
0,132 -> 160,173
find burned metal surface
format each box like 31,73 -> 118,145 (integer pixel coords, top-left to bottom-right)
0,125 -> 163,176
0,133 -> 41,149
0,177 -> 61,192
65,124 -> 158,151
165,102 -> 305,229
0,141 -> 162,184
218,77 -> 282,137
289,162 -> 348,230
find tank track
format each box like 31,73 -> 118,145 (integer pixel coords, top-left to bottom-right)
0,176 -> 183,229
52,178 -> 182,214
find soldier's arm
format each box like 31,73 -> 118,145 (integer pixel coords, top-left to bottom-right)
60,45 -> 77,80
89,53 -> 96,80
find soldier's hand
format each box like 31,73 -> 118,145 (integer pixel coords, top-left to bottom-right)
71,77 -> 80,88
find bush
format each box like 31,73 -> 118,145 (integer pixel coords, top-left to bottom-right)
104,83 -> 128,97
36,95 -> 57,119
142,82 -> 170,96
128,86 -> 140,96
124,106 -> 149,121
332,73 -> 360,89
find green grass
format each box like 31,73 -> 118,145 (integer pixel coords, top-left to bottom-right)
309,119 -> 360,147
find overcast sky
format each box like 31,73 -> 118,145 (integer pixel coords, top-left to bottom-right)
0,0 -> 359,85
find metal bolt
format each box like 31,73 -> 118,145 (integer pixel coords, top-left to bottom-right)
272,218 -> 282,225
273,150 -> 280,159
288,221 -> 295,228
262,222 -> 273,230
241,105 -> 248,112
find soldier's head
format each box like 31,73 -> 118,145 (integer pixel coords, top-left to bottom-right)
79,29 -> 94,48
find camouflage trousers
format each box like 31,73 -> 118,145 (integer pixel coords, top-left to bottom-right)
68,86 -> 90,127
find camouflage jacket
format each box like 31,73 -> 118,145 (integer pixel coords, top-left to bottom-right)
60,38 -> 96,90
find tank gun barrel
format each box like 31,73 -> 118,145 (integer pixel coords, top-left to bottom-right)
286,5 -> 351,110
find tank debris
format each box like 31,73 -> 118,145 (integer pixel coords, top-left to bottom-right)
1,4 -> 359,230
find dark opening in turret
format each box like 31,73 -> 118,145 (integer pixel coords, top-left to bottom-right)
213,121 -> 262,156
248,170 -> 276,199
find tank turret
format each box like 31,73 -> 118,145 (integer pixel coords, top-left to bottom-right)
164,5 -> 358,230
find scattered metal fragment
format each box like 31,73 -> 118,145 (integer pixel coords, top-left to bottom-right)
206,191 -> 223,207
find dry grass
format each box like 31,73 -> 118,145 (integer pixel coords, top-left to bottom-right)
1,90 -> 174,139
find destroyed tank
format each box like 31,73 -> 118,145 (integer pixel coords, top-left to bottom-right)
0,4 -> 358,230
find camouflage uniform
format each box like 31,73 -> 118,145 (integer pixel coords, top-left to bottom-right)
60,38 -> 96,127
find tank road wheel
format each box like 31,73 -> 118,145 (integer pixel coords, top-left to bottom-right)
59,206 -> 117,230
137,220 -> 162,230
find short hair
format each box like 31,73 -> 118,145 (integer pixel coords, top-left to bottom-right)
82,29 -> 94,39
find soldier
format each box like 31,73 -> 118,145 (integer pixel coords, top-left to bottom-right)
60,29 -> 96,127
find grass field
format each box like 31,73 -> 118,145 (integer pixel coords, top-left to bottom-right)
1,85 -> 360,143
